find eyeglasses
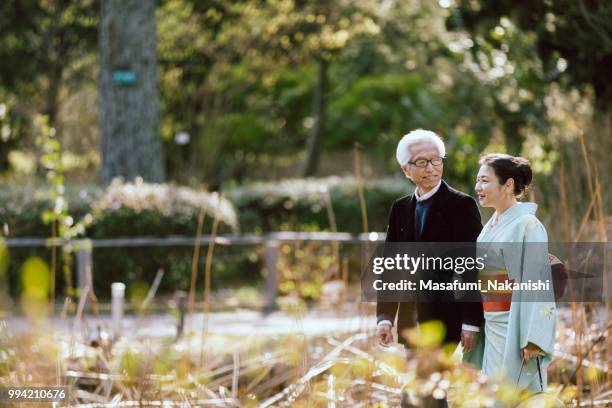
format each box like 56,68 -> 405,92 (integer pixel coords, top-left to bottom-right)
407,157 -> 444,168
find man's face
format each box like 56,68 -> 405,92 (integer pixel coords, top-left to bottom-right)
401,142 -> 443,193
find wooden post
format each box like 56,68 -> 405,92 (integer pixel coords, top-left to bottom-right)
76,245 -> 92,293
263,239 -> 279,314
175,290 -> 186,340
111,282 -> 125,339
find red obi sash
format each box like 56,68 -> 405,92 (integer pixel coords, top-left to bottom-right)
481,270 -> 513,312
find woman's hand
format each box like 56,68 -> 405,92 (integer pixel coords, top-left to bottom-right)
522,342 -> 542,363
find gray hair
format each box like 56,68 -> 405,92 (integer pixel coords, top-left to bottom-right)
395,129 -> 446,167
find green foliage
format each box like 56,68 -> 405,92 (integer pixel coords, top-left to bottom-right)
36,116 -> 68,231
0,1 -> 606,242
277,241 -> 333,301
0,96 -> 27,172
228,176 -> 409,233
2,0 -> 602,189
326,73 -> 436,151
0,185 -> 95,238
35,115 -> 78,299
0,179 -> 239,299
0,0 -> 99,170
450,0 -> 612,109
154,0 -> 558,186
0,1 -> 98,90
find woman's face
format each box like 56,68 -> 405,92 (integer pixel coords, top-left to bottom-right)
475,164 -> 512,207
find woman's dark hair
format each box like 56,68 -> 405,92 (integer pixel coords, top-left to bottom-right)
479,153 -> 532,197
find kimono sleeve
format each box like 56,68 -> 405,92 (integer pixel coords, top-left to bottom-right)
515,216 -> 557,356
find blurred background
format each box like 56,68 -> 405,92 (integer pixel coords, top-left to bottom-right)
0,0 -> 609,300
0,1 -> 610,405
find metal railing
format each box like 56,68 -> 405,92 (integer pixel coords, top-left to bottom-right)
4,232 -> 386,312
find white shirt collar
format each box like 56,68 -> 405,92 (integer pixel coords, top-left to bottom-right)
414,180 -> 442,202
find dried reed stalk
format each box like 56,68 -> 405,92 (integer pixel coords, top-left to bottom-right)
342,257 -> 349,292
259,333 -> 368,407
231,348 -> 239,400
574,200 -> 595,242
200,205 -> 220,368
327,373 -> 336,408
244,364 -> 272,394
322,188 -> 341,280
577,129 -> 610,389
578,131 -> 595,203
50,221 -> 57,319
85,259 -> 99,318
353,143 -> 369,234
592,167 -> 607,241
189,205 -> 207,321
353,144 -> 371,341
141,269 -> 164,311
72,398 -> 236,407
559,155 -> 571,240
72,284 -> 90,344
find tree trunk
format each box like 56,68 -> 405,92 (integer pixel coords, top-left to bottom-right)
99,0 -> 164,184
44,55 -> 63,128
302,57 -> 328,177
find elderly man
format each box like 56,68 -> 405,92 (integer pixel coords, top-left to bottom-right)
376,129 -> 484,356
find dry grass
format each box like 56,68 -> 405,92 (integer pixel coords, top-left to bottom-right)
0,305 -> 609,407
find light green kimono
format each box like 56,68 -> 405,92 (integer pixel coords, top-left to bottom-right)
463,202 -> 557,393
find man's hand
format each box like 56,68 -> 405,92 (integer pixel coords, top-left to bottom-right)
376,323 -> 393,347
460,330 -> 479,353
522,342 -> 542,363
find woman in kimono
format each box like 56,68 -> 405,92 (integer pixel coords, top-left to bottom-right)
464,153 -> 557,394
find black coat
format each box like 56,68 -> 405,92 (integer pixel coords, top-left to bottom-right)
376,180 -> 484,346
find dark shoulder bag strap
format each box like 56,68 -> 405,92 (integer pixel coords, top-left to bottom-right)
517,356 -> 544,392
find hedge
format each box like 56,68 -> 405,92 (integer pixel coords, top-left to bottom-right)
227,176 -> 410,233
0,177 -> 412,300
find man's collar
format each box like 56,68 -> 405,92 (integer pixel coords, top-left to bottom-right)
414,180 -> 442,202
